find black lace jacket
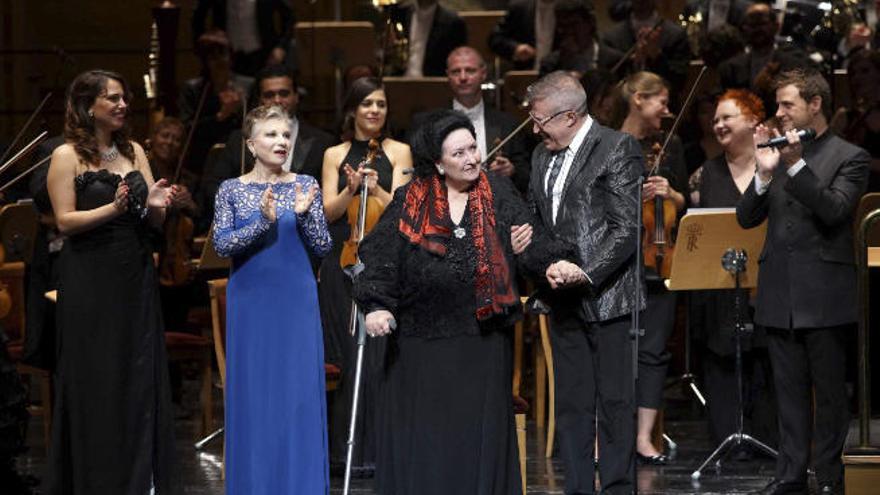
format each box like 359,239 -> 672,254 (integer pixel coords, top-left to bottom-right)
353,173 -> 572,339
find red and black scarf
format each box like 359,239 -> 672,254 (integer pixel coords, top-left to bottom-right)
399,171 -> 517,320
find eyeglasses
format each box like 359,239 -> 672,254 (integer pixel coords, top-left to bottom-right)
529,108 -> 574,128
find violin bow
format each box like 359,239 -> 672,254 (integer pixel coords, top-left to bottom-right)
239,97 -> 248,176
480,116 -> 532,167
610,17 -> 664,76
0,92 -> 52,165
648,65 -> 708,176
173,81 -> 210,184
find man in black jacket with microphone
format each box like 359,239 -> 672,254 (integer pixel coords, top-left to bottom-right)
737,68 -> 869,495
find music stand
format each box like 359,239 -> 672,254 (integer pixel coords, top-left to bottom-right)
191,225 -> 230,272
191,224 -> 228,450
0,201 -> 38,264
662,209 -> 778,480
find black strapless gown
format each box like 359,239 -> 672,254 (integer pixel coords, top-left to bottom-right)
44,170 -> 177,494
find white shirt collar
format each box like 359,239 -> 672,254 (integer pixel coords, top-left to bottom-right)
415,1 -> 438,18
452,98 -> 484,120
566,114 -> 594,157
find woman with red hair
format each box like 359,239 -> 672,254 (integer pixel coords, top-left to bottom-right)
689,89 -> 778,455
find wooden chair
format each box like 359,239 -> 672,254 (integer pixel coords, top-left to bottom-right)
512,300 -> 529,494
3,262 -> 51,453
525,296 -> 557,458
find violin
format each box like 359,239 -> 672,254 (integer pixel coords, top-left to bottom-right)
339,139 -> 384,269
157,161 -> 196,287
157,83 -> 208,287
641,139 -> 677,279
640,66 -> 708,280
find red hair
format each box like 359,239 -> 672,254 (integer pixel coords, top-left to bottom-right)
718,89 -> 765,123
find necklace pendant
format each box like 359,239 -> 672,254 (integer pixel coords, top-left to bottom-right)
453,226 -> 466,239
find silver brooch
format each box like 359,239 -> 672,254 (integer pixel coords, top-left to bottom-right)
453,226 -> 466,239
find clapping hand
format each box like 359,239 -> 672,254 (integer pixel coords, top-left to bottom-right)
343,163 -> 362,194
113,180 -> 130,212
260,186 -> 277,222
169,184 -> 194,211
146,179 -> 173,208
294,183 -> 319,214
545,260 -> 588,289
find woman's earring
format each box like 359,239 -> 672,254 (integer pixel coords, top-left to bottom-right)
437,167 -> 445,176
88,110 -> 94,118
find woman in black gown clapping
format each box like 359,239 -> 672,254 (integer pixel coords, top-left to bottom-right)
44,69 -> 177,494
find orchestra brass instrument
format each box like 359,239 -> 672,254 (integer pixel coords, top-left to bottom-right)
678,11 -> 704,58
374,0 -> 408,77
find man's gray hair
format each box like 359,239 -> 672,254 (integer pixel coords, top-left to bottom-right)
526,71 -> 588,115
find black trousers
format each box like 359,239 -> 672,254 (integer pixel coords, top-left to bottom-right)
551,313 -> 635,495
766,325 -> 850,485
638,284 -> 677,409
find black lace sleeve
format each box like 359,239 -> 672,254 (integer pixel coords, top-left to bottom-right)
352,185 -> 407,315
489,174 -> 577,280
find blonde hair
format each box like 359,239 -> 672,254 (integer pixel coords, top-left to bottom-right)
620,71 -> 667,106
243,105 -> 290,139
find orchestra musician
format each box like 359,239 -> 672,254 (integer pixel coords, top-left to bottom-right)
617,70 -> 688,465
319,76 -> 412,473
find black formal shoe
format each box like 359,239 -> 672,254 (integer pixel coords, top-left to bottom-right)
751,478 -> 807,495
636,452 -> 668,465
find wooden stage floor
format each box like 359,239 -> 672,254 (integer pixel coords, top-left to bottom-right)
13,382 -> 783,494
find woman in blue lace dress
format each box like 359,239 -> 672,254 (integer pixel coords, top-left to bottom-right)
213,105 -> 332,494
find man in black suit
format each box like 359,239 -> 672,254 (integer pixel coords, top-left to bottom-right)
390,0 -> 467,77
539,0 -> 626,77
488,0 -> 557,70
602,0 -> 691,92
192,0 -> 295,75
198,64 -> 334,232
737,68 -> 870,495
718,3 -> 811,113
411,46 -> 532,192
526,71 -> 645,494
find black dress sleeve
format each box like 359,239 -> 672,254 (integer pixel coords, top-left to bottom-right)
352,185 -> 408,315
489,174 -> 577,280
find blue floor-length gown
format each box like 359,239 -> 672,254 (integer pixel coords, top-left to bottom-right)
213,175 -> 332,494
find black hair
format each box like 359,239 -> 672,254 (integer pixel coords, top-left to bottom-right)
410,110 -> 476,178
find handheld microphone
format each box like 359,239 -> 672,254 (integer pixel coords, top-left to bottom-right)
757,128 -> 816,148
